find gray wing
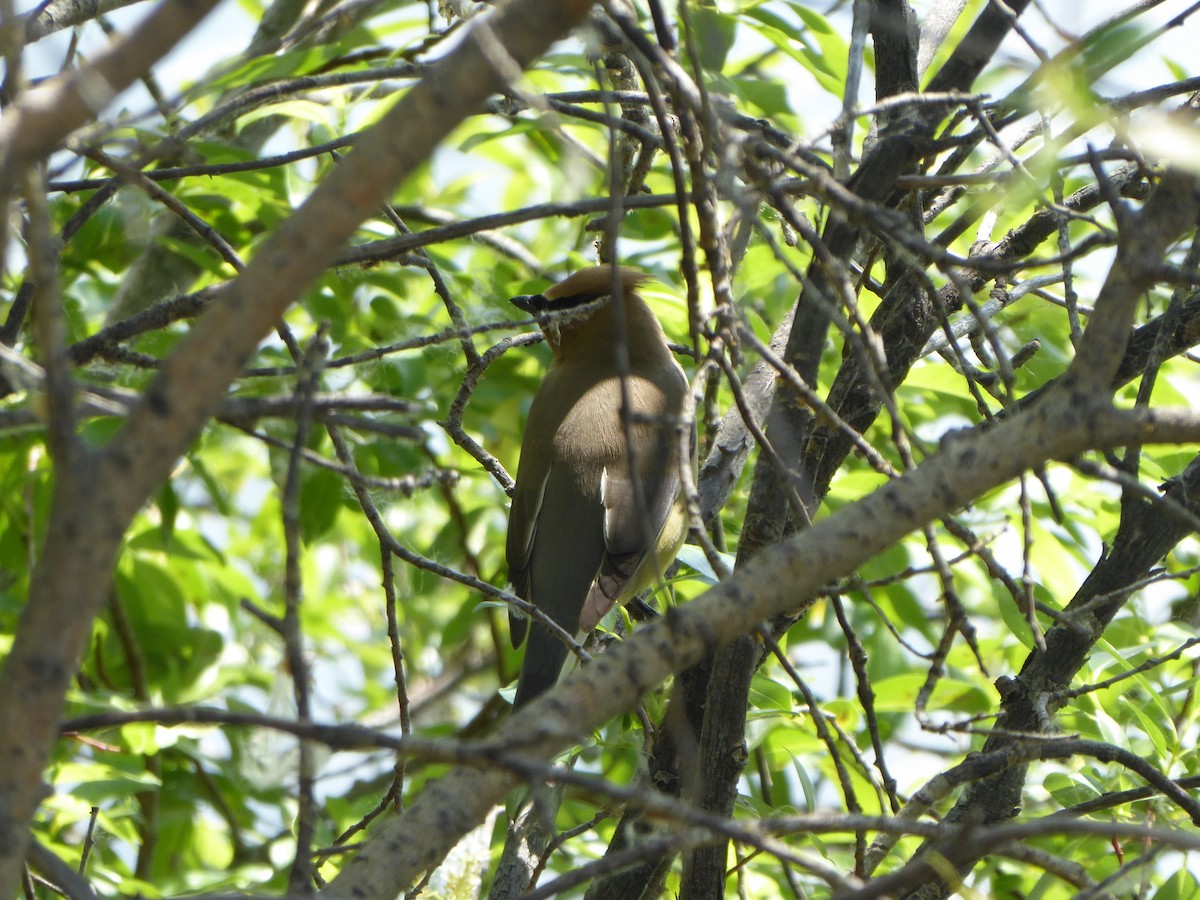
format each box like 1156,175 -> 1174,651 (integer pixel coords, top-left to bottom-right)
505,469 -> 546,648
510,463 -> 607,704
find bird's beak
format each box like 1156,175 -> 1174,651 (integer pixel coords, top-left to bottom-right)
511,294 -> 547,315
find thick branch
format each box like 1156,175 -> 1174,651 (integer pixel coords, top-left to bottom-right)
1069,169 -> 1200,390
0,0 -> 220,174
22,0 -> 148,41
323,394 -> 1200,898
678,4 -> 1038,893
0,0 -> 597,892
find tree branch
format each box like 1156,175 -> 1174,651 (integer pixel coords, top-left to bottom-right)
323,391 -> 1200,898
0,0 -> 599,892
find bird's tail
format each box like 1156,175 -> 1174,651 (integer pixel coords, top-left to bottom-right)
512,625 -> 571,707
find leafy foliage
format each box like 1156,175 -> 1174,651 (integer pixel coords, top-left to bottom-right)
2,0 -> 1200,898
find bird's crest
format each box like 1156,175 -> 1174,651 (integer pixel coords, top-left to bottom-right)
540,265 -> 650,308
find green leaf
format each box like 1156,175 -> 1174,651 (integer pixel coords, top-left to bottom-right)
1044,771 -> 1100,808
1120,696 -> 1169,756
459,120 -> 543,153
690,6 -> 738,73
869,673 -> 991,714
1153,868 -> 1198,900
154,482 -> 179,550
116,555 -> 188,633
996,584 -> 1037,651
200,46 -> 353,96
676,544 -> 734,584
724,73 -> 794,118
238,99 -> 333,131
750,671 -> 793,712
300,466 -> 345,542
53,760 -> 161,803
744,5 -> 848,93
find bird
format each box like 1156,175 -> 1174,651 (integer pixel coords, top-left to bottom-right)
505,265 -> 691,707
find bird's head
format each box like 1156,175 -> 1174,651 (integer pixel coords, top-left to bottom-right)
511,265 -> 653,356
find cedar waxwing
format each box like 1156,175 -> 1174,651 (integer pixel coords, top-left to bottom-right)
506,265 -> 690,707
